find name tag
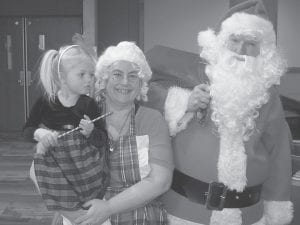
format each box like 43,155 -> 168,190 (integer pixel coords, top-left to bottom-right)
136,135 -> 151,179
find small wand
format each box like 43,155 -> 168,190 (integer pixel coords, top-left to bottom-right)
58,111 -> 113,138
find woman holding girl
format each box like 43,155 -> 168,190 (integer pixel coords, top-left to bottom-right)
74,41 -> 174,225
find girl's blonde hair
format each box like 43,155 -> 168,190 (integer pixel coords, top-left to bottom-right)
95,41 -> 152,102
39,45 -> 96,102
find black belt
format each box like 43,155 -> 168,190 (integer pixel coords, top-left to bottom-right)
61,124 -> 75,131
171,169 -> 262,211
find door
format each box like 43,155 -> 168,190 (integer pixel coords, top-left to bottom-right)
26,16 -> 82,114
0,17 -> 26,132
0,16 -> 82,132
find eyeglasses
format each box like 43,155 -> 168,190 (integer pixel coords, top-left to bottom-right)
110,71 -> 141,83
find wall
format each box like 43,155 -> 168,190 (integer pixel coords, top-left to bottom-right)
0,0 -> 82,16
97,0 -> 141,53
83,0 -> 96,47
279,70 -> 300,101
277,0 -> 300,101
277,0 -> 300,68
144,0 -> 228,53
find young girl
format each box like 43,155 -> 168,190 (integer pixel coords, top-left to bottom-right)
23,44 -> 111,224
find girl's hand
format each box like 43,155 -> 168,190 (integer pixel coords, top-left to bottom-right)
187,84 -> 210,112
79,115 -> 94,137
75,199 -> 111,225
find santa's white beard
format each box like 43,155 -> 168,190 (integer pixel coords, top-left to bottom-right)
207,50 -> 270,191
209,50 -> 269,139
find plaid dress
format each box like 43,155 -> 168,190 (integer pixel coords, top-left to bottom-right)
105,108 -> 167,225
34,131 -> 109,211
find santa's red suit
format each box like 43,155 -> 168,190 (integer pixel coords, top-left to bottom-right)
145,1 -> 293,224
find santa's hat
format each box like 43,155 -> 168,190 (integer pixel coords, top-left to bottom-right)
198,0 -> 276,57
218,0 -> 269,28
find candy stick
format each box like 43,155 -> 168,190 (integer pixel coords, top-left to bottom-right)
58,112 -> 113,138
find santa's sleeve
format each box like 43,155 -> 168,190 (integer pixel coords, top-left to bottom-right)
259,90 -> 294,225
164,86 -> 194,136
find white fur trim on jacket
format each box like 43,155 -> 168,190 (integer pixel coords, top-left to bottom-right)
218,132 -> 247,192
210,209 -> 242,225
254,201 -> 293,225
210,201 -> 293,225
164,86 -> 193,136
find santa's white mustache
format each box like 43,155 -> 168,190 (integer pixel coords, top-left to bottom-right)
222,53 -> 258,73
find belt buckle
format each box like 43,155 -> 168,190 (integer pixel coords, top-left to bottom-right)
62,124 -> 74,131
205,182 -> 228,211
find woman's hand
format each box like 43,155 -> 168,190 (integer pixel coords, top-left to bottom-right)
75,199 -> 111,225
35,130 -> 58,154
36,142 -> 48,155
186,83 -> 210,112
39,131 -> 58,147
79,115 -> 94,137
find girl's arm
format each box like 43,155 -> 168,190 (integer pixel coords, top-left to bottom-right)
86,98 -> 108,148
24,97 -> 58,153
23,97 -> 45,141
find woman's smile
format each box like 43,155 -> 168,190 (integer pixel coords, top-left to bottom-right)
115,87 -> 132,95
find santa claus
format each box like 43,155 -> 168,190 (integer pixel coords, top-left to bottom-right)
148,0 -> 293,224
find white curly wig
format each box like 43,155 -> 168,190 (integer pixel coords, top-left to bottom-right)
218,12 -> 276,56
95,41 -> 152,101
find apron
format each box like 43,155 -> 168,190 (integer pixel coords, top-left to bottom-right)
105,107 -> 167,225
34,130 -> 109,211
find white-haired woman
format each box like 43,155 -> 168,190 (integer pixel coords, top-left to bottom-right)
74,41 -> 174,225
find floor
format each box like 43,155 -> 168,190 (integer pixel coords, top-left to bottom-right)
0,132 -> 56,225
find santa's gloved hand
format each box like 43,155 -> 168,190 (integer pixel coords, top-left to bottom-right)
186,84 -> 210,112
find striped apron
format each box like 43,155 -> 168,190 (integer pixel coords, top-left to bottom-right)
106,108 -> 167,225
34,131 -> 109,211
